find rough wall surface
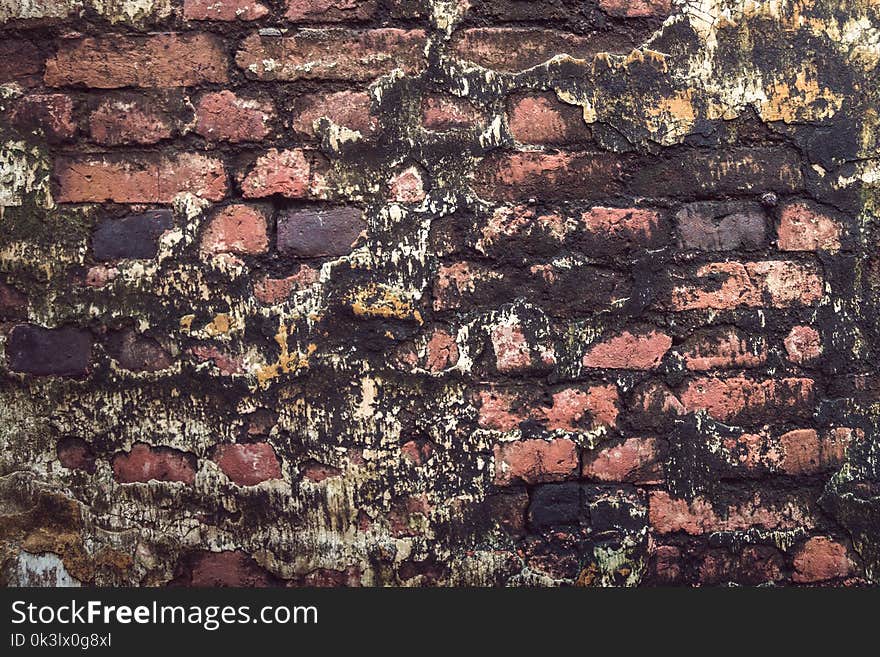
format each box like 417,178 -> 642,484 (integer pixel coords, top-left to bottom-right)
2,0 -> 880,587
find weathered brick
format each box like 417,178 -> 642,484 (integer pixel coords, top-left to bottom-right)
494,438 -> 577,485
92,210 -> 173,260
784,325 -> 822,364
678,327 -> 767,370
528,482 -> 582,528
489,317 -> 555,374
213,442 -> 282,486
57,437 -> 96,473
253,266 -> 319,303
56,154 -> 227,203
452,28 -> 611,72
11,94 -> 76,142
631,147 -> 803,197
539,385 -> 620,431
699,546 -> 784,585
778,427 -> 860,475
649,490 -> 816,535
240,148 -> 311,198
388,166 -> 426,203
89,95 -> 179,146
582,437 -> 666,484
0,39 -> 42,86
507,92 -> 591,144
424,328 -> 459,371
670,261 -> 823,311
277,207 -> 364,257
472,151 -> 626,201
7,325 -> 92,377
679,376 -> 815,423
285,0 -> 377,21
421,94 -> 482,131
201,204 -> 269,256
793,537 -> 854,583
0,282 -> 27,319
112,443 -> 196,484
582,329 -> 672,370
184,0 -> 269,20
676,201 -> 766,251
183,551 -> 275,586
236,30 -> 427,81
196,91 -> 274,143
293,91 -> 376,137
106,328 -> 172,372
778,201 -> 842,252
599,0 -> 671,18
45,34 -> 228,88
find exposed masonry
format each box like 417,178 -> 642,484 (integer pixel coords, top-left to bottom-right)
1,0 -> 879,586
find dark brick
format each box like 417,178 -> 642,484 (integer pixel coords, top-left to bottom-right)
529,482 -> 582,529
92,210 -> 173,261
631,147 -> 803,198
277,207 -> 365,258
676,201 -> 766,251
176,550 -> 277,587
106,328 -> 172,372
57,437 -> 96,473
7,325 -> 92,377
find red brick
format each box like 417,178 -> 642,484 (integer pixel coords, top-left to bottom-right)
679,376 -> 815,423
649,545 -> 681,584
45,34 -> 228,88
201,204 -> 269,256
11,94 -> 76,142
84,265 -> 118,288
452,28 -> 612,72
599,0 -> 671,18
293,90 -> 376,138
539,385 -> 619,431
793,537 -> 854,583
493,438 -> 577,485
425,329 -> 458,371
213,442 -> 282,486
236,30 -> 427,81
89,97 -> 176,146
196,91 -> 274,143
582,329 -> 671,370
649,490 -> 816,535
784,325 -> 822,364
185,551 -> 275,586
112,443 -> 196,484
778,427 -> 860,475
285,0 -> 377,21
778,201 -> 841,252
507,92 -> 590,144
184,0 -> 269,20
473,151 -> 626,201
581,207 -> 662,245
388,166 -> 426,203
401,439 -> 434,465
670,261 -> 823,311
476,388 -> 527,431
253,266 -> 319,304
582,436 -> 665,483
240,148 -> 311,198
55,153 -> 227,203
421,94 -> 482,131
678,327 -> 767,370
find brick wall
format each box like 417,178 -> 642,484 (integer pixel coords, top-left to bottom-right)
1,0 -> 879,586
